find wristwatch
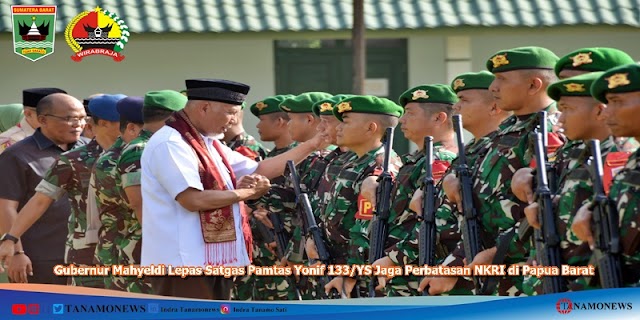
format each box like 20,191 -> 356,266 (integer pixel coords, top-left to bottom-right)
0,233 -> 19,244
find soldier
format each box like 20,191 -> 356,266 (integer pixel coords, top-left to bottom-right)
554,47 -> 635,80
223,103 -> 269,161
0,94 -> 124,287
0,88 -> 66,154
319,95 -> 404,297
115,90 -> 187,293
437,47 -> 562,296
81,94 -> 105,140
93,96 -> 144,290
0,103 -> 24,133
364,84 -> 459,297
0,93 -> 88,284
232,94 -> 296,301
573,64 -> 640,287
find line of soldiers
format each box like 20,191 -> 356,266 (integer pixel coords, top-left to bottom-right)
0,45 -> 637,301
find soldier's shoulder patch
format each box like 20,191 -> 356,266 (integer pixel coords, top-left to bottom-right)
604,151 -> 631,194
355,194 -> 374,220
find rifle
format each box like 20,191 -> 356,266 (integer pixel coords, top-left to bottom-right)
418,136 -> 437,296
452,115 -> 483,293
531,130 -> 566,293
368,127 -> 395,298
286,160 -> 341,299
587,139 -> 623,288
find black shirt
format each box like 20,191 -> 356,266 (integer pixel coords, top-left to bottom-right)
0,129 -> 87,261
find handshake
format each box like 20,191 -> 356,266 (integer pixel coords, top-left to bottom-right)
237,174 -> 271,200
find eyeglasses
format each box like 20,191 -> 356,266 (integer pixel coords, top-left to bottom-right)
43,114 -> 87,124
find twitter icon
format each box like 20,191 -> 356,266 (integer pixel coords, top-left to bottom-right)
53,304 -> 64,314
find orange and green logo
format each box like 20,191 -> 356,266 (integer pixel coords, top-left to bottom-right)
11,5 -> 56,62
65,6 -> 129,62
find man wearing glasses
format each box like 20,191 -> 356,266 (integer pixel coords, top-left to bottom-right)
0,88 -> 66,154
0,93 -> 88,284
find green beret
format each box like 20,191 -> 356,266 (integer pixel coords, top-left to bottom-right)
144,90 -> 188,111
554,48 -> 635,76
451,71 -> 496,93
486,46 -> 559,73
0,103 -> 24,132
333,95 -> 404,122
591,63 -> 640,103
312,94 -> 355,116
250,94 -> 294,117
398,84 -> 458,107
547,72 -> 604,101
279,92 -> 332,113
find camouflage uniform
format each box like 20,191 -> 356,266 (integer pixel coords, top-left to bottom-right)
604,146 -> 640,287
35,139 -> 104,288
93,137 -> 130,290
233,143 -> 295,301
522,138 -> 619,294
114,130 -> 153,293
387,139 -> 490,296
226,132 -> 270,161
322,145 -> 402,297
469,108 -> 560,296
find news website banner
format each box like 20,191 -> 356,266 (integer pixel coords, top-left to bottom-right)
1,263 -> 639,320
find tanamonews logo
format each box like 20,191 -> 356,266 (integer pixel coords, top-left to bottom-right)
11,5 -> 56,61
556,298 -> 573,314
64,6 -> 129,62
556,298 -> 633,314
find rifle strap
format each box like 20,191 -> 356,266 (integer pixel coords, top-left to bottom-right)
479,228 -> 516,295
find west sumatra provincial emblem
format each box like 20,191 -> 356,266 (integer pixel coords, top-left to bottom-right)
11,5 -> 56,62
65,7 -> 129,62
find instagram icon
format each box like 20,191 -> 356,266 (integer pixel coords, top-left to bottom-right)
220,304 -> 231,314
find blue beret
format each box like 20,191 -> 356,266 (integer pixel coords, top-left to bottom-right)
88,94 -> 126,122
116,96 -> 144,124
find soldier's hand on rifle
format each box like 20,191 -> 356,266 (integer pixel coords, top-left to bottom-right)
418,276 -> 457,295
409,189 -> 423,213
305,238 -> 320,260
466,246 -> 497,267
572,203 -> 595,249
524,202 -> 541,229
361,176 -> 379,207
253,207 -> 274,229
442,174 -> 462,209
372,256 -> 395,291
512,168 -> 535,204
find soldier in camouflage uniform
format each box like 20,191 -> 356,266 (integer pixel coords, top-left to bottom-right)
363,84 -> 459,297
316,95 -> 403,298
232,94 -> 295,301
572,64 -> 640,288
93,97 -> 144,290
0,94 -> 124,288
115,90 -> 187,293
223,103 -> 269,161
435,47 -> 562,296
512,49 -> 636,294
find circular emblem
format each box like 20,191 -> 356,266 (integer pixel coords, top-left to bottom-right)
64,6 -> 129,61
556,298 -> 573,314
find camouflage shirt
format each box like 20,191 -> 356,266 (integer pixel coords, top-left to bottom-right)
93,137 -> 130,265
320,145 -> 402,265
115,130 -> 152,264
609,147 -> 640,286
226,132 -> 269,161
36,139 -> 103,265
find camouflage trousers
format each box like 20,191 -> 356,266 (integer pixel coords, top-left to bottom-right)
67,246 -> 105,288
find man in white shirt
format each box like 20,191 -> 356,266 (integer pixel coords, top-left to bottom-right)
141,79 -> 324,299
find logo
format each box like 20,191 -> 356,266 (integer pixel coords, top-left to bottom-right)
337,102 -> 352,113
563,83 -> 586,93
255,101 -> 268,111
147,303 -> 159,314
12,303 -> 40,315
220,304 -> 231,314
53,303 -> 64,314
556,298 -> 573,314
411,89 -> 429,100
319,102 -> 333,113
571,52 -> 593,67
64,6 -> 129,61
11,5 -> 56,62
490,53 -> 510,68
606,73 -> 630,89
453,79 -> 466,90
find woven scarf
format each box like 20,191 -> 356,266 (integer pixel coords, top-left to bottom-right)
166,110 -> 252,265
